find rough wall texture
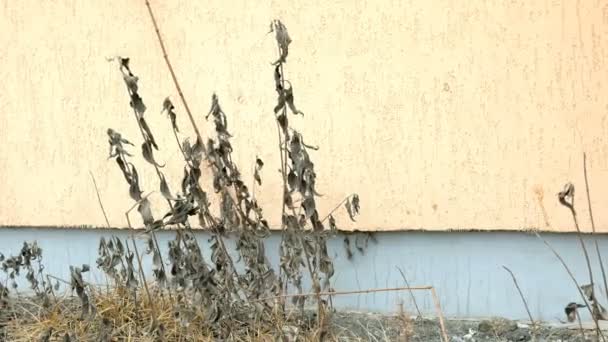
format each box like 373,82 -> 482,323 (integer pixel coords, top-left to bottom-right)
2,1 -> 608,231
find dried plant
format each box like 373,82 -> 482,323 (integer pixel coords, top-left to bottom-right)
0,15 -> 362,341
535,180 -> 607,341
0,242 -> 55,308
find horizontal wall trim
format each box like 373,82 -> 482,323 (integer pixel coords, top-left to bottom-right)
1,225 -> 606,235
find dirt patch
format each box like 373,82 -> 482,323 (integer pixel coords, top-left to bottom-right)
326,312 -> 595,341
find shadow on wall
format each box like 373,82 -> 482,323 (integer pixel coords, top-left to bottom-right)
0,227 -> 601,322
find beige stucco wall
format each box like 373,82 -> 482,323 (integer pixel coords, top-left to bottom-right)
2,1 -> 608,232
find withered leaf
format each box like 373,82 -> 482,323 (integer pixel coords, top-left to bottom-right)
254,171 -> 262,186
287,170 -> 297,191
345,199 -> 355,222
345,194 -> 360,222
581,284 -> 595,302
115,237 -> 124,255
123,74 -> 139,93
159,172 -> 177,201
351,194 -> 360,215
284,191 -> 294,209
277,113 -> 288,132
139,117 -> 158,150
284,84 -> 303,116
302,197 -> 316,219
191,137 -> 204,165
254,158 -> 263,186
181,167 -> 189,195
130,93 -> 147,116
271,20 -> 292,65
128,165 -> 142,201
274,64 -> 283,91
119,57 -> 131,73
138,198 -> 154,226
142,142 -> 165,168
329,215 -> 337,231
162,97 -> 174,113
116,157 -> 131,185
565,302 -> 586,322
274,93 -> 286,114
558,182 -> 575,208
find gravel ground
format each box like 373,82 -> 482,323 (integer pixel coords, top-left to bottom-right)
325,311 -> 602,341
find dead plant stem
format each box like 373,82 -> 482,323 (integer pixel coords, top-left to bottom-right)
502,266 -> 536,333
583,153 -> 608,302
534,231 -> 605,341
396,266 -> 422,318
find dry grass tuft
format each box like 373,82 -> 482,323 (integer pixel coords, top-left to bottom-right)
1,285 -> 362,341
3,287 -> 211,341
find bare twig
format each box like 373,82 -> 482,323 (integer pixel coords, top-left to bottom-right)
583,153 -> 608,302
144,0 -> 203,145
89,171 -> 111,228
502,266 -> 536,331
396,266 -> 422,318
253,285 -> 432,302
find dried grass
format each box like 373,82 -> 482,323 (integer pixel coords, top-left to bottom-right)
1,286 -> 400,341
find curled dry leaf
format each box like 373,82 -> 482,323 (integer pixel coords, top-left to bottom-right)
128,165 -> 142,201
137,198 -> 154,226
345,194 -> 361,222
565,302 -> 586,322
302,197 -> 316,220
123,74 -> 139,93
582,283 -> 595,302
130,93 -> 147,116
142,141 -> 165,168
159,172 -> 177,201
162,97 -> 179,132
329,215 -> 337,231
254,157 -> 264,186
139,117 -> 158,150
284,82 -> 303,116
271,19 -> 292,65
558,182 -> 575,209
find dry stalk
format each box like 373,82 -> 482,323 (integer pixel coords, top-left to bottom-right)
144,0 -> 254,303
558,182 -> 605,340
502,266 -> 537,337
89,171 -> 111,228
534,231 -> 605,341
396,266 -> 422,318
583,153 -> 608,302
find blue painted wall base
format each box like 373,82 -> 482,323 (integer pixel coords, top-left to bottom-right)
0,228 -> 602,322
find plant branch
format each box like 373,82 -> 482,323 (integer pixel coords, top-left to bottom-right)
502,266 -> 536,332
89,171 -> 111,228
534,231 -> 605,341
396,266 -> 422,318
583,153 -> 608,302
144,0 -> 203,146
320,194 -> 357,223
